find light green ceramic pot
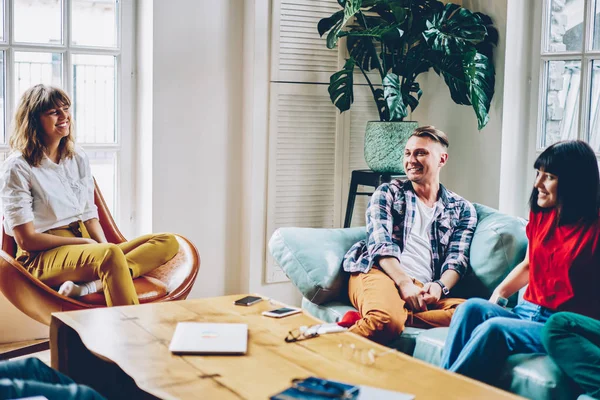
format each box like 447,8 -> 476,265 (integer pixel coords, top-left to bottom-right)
364,121 -> 418,174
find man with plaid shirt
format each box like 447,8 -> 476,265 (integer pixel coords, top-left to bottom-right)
343,126 -> 477,344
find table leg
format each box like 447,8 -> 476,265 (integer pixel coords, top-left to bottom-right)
344,175 -> 359,228
50,317 -> 158,400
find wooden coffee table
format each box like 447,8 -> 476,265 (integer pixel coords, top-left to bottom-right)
50,295 -> 523,400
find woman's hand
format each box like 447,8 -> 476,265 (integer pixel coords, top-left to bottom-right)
79,238 -> 98,245
83,218 -> 108,243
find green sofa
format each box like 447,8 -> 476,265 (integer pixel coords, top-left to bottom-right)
269,204 -> 584,400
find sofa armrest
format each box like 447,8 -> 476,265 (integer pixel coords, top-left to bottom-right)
269,227 -> 366,304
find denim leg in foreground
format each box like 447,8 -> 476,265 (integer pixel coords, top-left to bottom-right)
440,298 -> 554,384
440,298 -> 518,370
0,358 -> 105,400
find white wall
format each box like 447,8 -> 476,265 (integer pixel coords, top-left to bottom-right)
135,0 -> 153,235
0,293 -> 47,344
239,1 -> 302,306
499,0 -> 538,218
143,0 -> 305,305
151,0 -> 244,298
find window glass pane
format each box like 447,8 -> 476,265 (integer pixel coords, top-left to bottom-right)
0,1 -> 5,42
14,52 -> 62,104
0,52 -> 4,143
588,60 -> 600,150
72,0 -> 117,48
543,60 -> 581,147
72,54 -> 116,143
594,0 -> 600,50
87,151 -> 116,216
14,0 -> 62,44
547,0 -> 584,52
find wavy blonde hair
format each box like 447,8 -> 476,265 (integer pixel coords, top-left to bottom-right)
9,84 -> 75,167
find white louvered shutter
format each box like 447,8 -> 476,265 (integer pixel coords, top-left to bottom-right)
271,0 -> 341,83
265,83 -> 339,282
266,0 -> 380,282
343,86 -> 380,227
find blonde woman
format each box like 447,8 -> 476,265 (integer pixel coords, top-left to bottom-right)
0,84 -> 179,306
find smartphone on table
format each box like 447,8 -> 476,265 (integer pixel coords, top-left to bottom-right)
234,295 -> 263,306
262,307 -> 302,318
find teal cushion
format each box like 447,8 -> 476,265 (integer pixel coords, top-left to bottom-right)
452,203 -> 527,305
269,227 -> 365,304
499,354 -> 582,400
301,297 -> 357,323
413,327 -> 448,366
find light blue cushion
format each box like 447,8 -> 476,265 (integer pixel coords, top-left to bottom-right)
301,297 -> 357,323
451,203 -> 527,306
269,227 -> 365,304
413,327 -> 447,366
500,354 -> 581,400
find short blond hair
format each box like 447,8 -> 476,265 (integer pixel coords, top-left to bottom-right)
410,125 -> 449,149
9,84 -> 75,167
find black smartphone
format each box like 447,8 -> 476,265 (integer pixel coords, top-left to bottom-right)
234,295 -> 263,306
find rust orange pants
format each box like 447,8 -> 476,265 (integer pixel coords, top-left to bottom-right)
348,267 -> 465,344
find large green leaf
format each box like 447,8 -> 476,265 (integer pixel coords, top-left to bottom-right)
318,10 -> 344,37
428,50 -> 495,129
402,81 -> 422,111
373,88 -> 390,121
473,12 -> 498,60
347,36 -> 382,73
329,58 -> 356,113
422,3 -> 488,55
464,51 -> 495,130
339,24 -> 403,40
327,0 -> 364,49
383,72 -> 408,121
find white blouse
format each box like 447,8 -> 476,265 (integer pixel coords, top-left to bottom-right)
0,146 -> 98,237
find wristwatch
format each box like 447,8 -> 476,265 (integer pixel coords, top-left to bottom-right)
494,296 -> 509,308
434,279 -> 450,297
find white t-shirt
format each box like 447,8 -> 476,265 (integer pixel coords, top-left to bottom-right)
0,147 -> 99,236
399,197 -> 437,284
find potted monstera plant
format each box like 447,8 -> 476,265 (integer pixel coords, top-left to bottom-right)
319,0 -> 498,173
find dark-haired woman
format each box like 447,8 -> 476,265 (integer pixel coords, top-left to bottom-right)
440,140 -> 600,384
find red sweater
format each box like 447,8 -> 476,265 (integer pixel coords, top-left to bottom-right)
524,209 -> 600,320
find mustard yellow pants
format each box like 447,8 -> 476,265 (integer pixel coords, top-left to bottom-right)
17,221 -> 179,307
348,267 -> 465,344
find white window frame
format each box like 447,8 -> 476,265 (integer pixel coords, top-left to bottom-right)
0,0 -> 135,236
532,0 -> 600,152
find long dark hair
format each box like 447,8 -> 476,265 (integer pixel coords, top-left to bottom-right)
528,140 -> 600,225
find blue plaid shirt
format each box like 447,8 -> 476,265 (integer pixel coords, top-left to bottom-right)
343,179 -> 477,280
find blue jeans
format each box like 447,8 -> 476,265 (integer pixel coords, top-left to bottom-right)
440,298 -> 555,384
0,358 -> 105,400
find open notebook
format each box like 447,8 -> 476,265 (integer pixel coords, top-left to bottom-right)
169,322 -> 248,355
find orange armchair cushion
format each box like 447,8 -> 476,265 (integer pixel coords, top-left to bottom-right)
78,276 -> 168,306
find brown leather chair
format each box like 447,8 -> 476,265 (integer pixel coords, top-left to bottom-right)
0,180 -> 200,326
